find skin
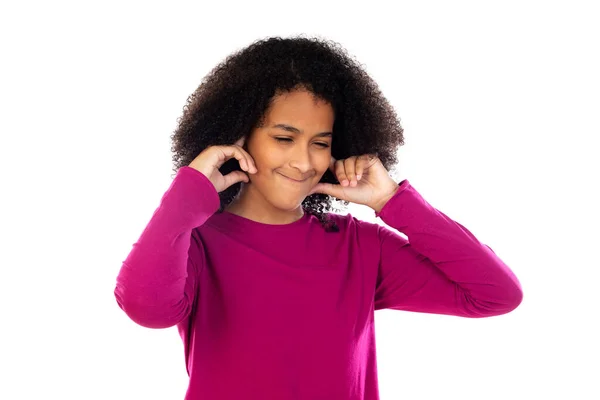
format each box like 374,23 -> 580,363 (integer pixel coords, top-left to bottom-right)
224,86 -> 401,225
225,87 -> 334,225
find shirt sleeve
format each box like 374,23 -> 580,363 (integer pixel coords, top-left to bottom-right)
113,166 -> 220,328
373,179 -> 523,318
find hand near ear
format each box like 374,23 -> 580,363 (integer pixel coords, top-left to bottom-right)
309,154 -> 399,213
188,137 -> 257,193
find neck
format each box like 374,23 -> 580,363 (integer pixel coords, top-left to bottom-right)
224,183 -> 304,225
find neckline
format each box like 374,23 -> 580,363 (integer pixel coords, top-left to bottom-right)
212,209 -> 311,231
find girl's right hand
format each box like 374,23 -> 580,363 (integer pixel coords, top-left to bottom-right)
188,137 -> 257,193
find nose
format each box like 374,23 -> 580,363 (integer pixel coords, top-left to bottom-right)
289,146 -> 312,174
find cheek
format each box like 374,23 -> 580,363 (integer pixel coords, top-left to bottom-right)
247,147 -> 271,171
316,155 -> 332,175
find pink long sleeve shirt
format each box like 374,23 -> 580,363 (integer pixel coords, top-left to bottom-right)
114,166 -> 523,399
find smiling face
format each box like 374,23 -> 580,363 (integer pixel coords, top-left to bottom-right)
230,87 -> 334,221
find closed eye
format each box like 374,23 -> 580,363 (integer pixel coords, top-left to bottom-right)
275,137 -> 330,148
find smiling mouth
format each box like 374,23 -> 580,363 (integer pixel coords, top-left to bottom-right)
278,172 -> 308,183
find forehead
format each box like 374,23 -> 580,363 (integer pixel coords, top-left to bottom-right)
264,89 -> 334,127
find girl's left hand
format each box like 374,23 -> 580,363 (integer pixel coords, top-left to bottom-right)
309,154 -> 400,213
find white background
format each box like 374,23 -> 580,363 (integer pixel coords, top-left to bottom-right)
1,1 -> 598,399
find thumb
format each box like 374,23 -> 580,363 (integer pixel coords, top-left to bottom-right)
223,171 -> 249,188
309,182 -> 342,198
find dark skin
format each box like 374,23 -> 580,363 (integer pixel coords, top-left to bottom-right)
225,88 -> 399,225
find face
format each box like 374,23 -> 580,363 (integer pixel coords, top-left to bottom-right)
243,87 -> 334,212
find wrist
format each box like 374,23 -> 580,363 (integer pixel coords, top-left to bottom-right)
370,184 -> 399,213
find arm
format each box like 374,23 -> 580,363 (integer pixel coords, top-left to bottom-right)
373,180 -> 523,318
113,166 -> 220,328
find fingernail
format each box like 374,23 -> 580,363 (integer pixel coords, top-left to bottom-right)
356,174 -> 361,180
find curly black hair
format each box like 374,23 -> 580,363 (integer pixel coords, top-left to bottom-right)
170,35 -> 405,231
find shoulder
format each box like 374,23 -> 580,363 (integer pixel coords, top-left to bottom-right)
322,212 -> 383,255
325,211 -> 382,238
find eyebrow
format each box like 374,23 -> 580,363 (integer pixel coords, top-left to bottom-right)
271,123 -> 333,138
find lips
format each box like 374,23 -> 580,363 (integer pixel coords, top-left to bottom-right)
278,172 -> 308,183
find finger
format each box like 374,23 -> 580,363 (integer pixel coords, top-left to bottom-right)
234,136 -> 246,148
217,146 -> 252,172
356,155 -> 369,181
223,145 -> 257,174
344,157 -> 357,187
233,145 -> 258,173
223,170 -> 250,188
334,159 -> 349,186
309,182 -> 343,198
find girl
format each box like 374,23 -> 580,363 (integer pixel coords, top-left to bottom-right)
114,36 -> 523,399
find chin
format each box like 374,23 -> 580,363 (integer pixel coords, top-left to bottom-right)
272,197 -> 304,212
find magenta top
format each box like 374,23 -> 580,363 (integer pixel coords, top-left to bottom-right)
114,166 -> 523,399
